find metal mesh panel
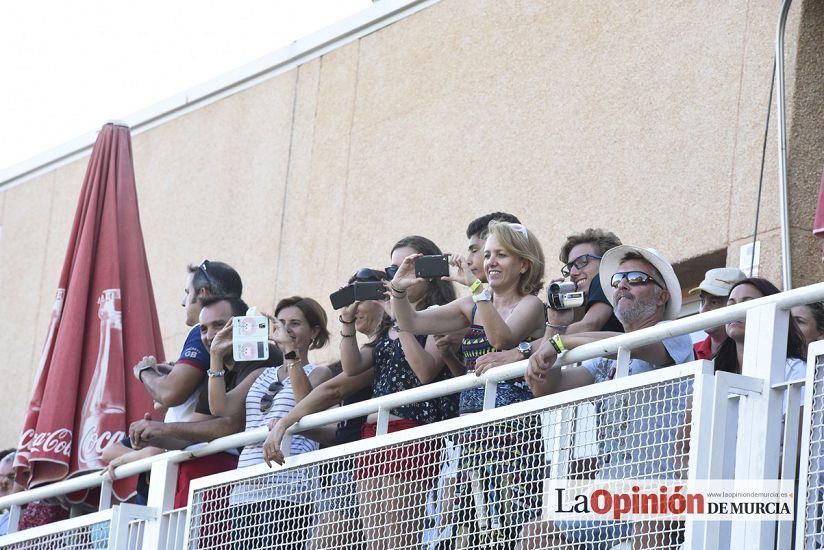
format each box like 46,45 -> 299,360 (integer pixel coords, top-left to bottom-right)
0,521 -> 109,550
188,376 -> 693,549
803,355 -> 824,549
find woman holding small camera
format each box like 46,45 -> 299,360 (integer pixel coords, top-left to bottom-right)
208,296 -> 332,549
389,220 -> 546,546
474,228 -> 623,370
262,269 -> 387,550
340,235 -> 458,550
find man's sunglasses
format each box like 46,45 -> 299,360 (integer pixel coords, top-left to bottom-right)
610,271 -> 664,289
259,381 -> 284,413
199,259 -> 213,286
561,254 -> 602,277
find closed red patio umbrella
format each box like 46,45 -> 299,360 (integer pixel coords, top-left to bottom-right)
14,122 -> 164,502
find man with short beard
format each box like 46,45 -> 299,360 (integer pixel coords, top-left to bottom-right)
523,246 -> 694,550
526,245 -> 693,389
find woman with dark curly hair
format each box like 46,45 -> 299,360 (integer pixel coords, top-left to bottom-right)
340,235 -> 459,549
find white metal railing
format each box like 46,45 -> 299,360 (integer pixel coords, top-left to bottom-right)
187,362 -> 705,549
0,504 -> 153,550
0,281 -> 821,549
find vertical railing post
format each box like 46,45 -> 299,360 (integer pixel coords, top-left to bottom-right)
376,406 -> 390,435
7,504 -> 21,533
141,458 -> 179,550
614,346 -> 631,378
482,379 -> 498,410
730,303 -> 789,549
98,478 -> 113,511
282,432 -> 293,458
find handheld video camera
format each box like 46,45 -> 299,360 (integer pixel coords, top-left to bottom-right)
546,281 -> 585,310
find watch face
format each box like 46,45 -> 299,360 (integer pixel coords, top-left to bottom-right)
518,342 -> 531,355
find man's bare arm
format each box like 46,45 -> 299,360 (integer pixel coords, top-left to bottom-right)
139,363 -> 204,407
129,412 -> 243,450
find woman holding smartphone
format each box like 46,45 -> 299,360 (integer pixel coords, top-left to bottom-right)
340,235 -> 458,550
208,296 -> 332,549
389,220 -> 546,546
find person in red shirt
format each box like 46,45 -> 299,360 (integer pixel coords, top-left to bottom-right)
690,267 -> 746,360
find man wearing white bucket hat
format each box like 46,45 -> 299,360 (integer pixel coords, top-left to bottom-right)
522,246 -> 695,549
526,245 -> 693,390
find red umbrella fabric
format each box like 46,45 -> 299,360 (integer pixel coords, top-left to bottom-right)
15,122 -> 164,502
814,167 -> 824,237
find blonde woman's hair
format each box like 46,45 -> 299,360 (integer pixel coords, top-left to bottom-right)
486,221 -> 545,295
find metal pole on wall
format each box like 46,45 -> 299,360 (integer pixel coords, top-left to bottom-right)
776,0 -> 793,290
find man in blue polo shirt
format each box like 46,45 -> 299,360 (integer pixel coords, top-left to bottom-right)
133,260 -> 243,412
103,261 -> 243,501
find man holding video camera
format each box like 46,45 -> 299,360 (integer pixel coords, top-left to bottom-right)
523,245 -> 694,548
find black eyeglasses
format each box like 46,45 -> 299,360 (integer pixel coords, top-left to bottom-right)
561,254 -> 602,277
610,271 -> 664,289
259,381 -> 284,413
384,266 -> 399,281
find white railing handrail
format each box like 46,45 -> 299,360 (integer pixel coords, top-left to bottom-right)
2,280 -> 822,510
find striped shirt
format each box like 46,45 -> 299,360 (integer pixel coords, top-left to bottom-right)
232,364 -> 319,505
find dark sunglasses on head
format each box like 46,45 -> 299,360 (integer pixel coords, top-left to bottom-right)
259,381 -> 284,413
199,259 -> 213,286
384,265 -> 399,281
610,271 -> 664,289
561,254 -> 602,277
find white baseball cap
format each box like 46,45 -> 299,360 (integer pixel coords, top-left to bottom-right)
688,267 -> 746,297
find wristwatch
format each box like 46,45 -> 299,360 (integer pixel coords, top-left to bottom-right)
472,288 -> 493,303
137,364 -> 155,381
517,341 -> 532,358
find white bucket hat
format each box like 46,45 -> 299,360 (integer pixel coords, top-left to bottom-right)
599,245 -> 682,320
688,267 -> 746,297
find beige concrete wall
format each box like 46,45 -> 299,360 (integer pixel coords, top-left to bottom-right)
0,0 -> 822,447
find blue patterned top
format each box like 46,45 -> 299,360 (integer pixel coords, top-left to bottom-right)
371,332 -> 458,424
459,305 -> 533,414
